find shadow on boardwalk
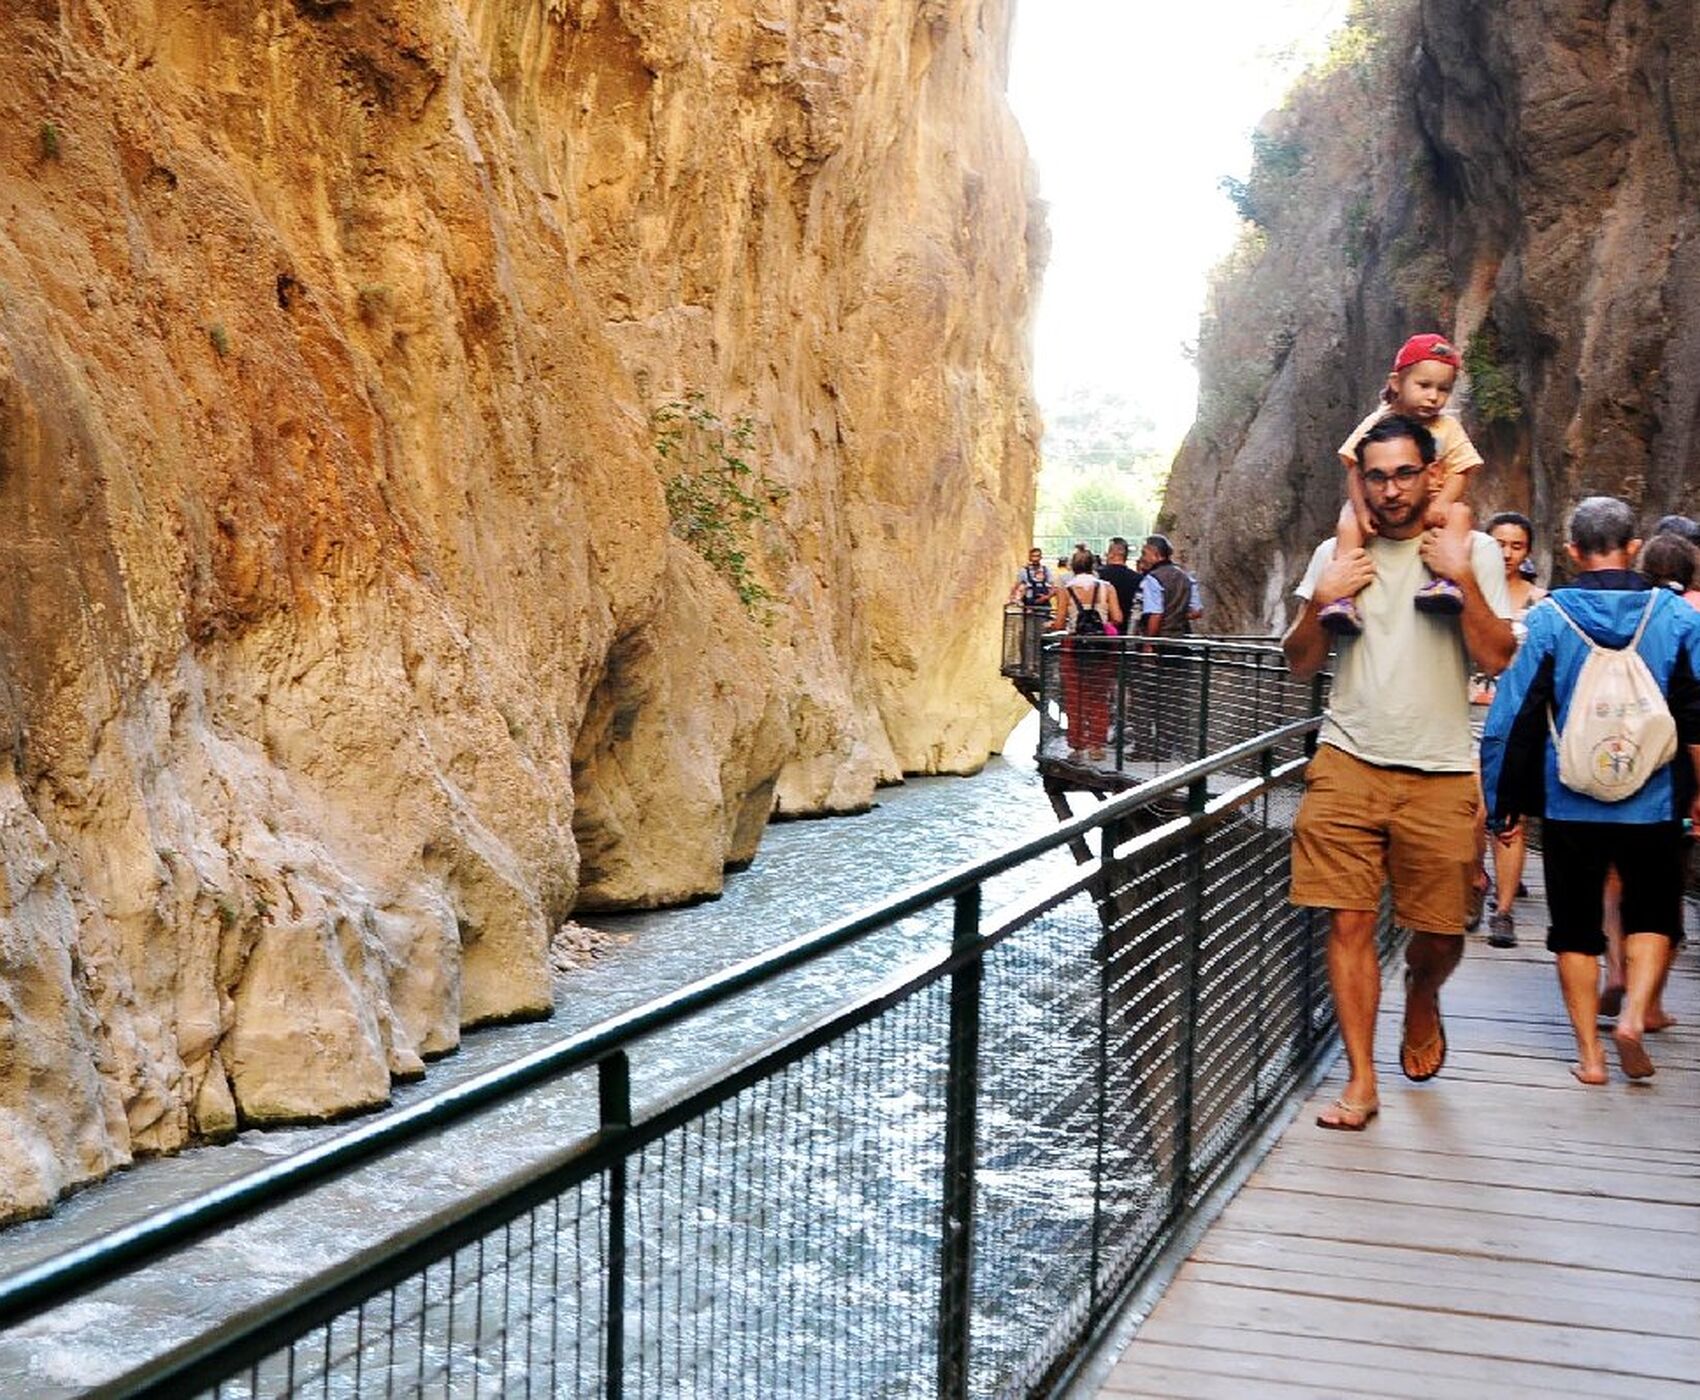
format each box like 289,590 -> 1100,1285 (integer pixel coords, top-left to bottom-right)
1090,851 -> 1700,1398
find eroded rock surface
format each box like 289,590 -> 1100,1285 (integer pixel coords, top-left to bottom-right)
0,0 -> 1038,1218
1165,0 -> 1700,630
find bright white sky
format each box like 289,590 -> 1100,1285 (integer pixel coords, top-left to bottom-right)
1008,0 -> 1347,449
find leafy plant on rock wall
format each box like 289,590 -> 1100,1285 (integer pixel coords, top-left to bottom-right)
1342,195 -> 1373,268
1463,321 -> 1523,424
1219,129 -> 1308,230
655,392 -> 789,619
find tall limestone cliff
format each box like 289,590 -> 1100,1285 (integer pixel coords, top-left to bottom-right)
1164,0 -> 1700,630
0,0 -> 1040,1219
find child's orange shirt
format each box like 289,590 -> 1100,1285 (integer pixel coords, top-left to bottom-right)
1338,406 -> 1483,477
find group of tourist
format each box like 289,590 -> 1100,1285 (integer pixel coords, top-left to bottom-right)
1007,536 -> 1201,762
1282,332 -> 1700,1129
1010,538 -> 1202,636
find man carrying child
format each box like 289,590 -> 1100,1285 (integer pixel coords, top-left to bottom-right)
1283,415 -> 1514,1130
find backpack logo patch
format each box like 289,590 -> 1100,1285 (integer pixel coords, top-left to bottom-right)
1587,734 -> 1642,791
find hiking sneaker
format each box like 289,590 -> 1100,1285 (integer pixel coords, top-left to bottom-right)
1413,577 -> 1464,614
1487,910 -> 1517,948
1318,596 -> 1363,636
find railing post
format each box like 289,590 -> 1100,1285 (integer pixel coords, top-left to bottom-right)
1148,641 -> 1162,765
1089,817 -> 1126,1317
600,1053 -> 632,1400
1196,645 -> 1213,760
1113,640 -> 1128,774
1170,779 -> 1208,1215
1252,649 -> 1265,747
939,886 -> 983,1400
1252,770 -> 1272,1114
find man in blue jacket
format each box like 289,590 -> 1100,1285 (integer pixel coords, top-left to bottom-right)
1482,496 -> 1700,1084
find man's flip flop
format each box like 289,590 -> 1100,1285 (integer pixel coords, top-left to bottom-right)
1316,1097 -> 1379,1131
1400,970 -> 1447,1082
1612,1029 -> 1655,1080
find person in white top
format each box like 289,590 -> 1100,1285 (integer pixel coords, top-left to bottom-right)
1284,414 -> 1514,1131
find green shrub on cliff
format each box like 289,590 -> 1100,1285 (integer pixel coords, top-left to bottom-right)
1188,229 -> 1285,448
1219,130 -> 1308,230
1463,323 -> 1523,424
655,392 -> 788,617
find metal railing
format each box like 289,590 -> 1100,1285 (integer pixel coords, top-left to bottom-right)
0,717 -> 1391,1399
1037,636 -> 1328,784
1001,605 -> 1049,684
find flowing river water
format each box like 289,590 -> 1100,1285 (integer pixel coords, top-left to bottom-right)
0,715 -> 1099,1395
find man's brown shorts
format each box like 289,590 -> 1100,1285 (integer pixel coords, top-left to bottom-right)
1290,744 -> 1479,934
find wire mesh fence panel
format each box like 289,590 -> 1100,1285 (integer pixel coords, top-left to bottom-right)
965,892 -> 1110,1399
1185,813 -> 1282,1196
623,984 -> 949,1400
1037,640 -> 1327,784
55,707 -> 1380,1400
1001,607 -> 1049,681
204,1179 -> 609,1400
1200,649 -> 1328,778
1083,837 -> 1192,1312
1255,899 -> 1321,1102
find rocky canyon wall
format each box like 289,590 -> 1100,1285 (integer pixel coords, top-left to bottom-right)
0,0 -> 1039,1219
1163,0 -> 1700,631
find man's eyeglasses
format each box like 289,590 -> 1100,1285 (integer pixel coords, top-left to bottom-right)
1362,465 -> 1428,489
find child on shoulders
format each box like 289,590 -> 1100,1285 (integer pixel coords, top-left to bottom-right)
1320,333 -> 1483,636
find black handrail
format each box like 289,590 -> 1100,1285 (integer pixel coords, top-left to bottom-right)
0,715 -> 1323,1332
108,726 -> 1331,1399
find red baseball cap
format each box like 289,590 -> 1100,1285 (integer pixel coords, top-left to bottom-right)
1391,333 -> 1462,373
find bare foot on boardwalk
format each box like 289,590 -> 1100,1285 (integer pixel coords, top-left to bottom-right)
1612,1026 -> 1655,1080
1646,1008 -> 1677,1033
1570,1058 -> 1607,1086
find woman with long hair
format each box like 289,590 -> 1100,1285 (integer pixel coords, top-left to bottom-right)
1052,546 -> 1123,761
1475,512 -> 1546,947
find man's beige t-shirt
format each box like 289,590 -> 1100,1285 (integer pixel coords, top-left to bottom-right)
1296,532 -> 1512,772
1337,407 -> 1483,477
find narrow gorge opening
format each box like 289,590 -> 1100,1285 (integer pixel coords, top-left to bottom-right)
1008,0 -> 1348,573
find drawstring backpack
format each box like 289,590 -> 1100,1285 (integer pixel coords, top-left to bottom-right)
1546,592 -> 1678,801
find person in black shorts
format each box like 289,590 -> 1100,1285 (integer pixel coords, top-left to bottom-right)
1481,497 -> 1700,1084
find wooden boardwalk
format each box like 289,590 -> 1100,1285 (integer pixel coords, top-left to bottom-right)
1093,852 -> 1700,1398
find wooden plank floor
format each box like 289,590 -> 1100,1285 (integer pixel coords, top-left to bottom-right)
1096,852 -> 1700,1399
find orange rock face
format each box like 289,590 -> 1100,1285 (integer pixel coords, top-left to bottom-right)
0,0 -> 1038,1217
